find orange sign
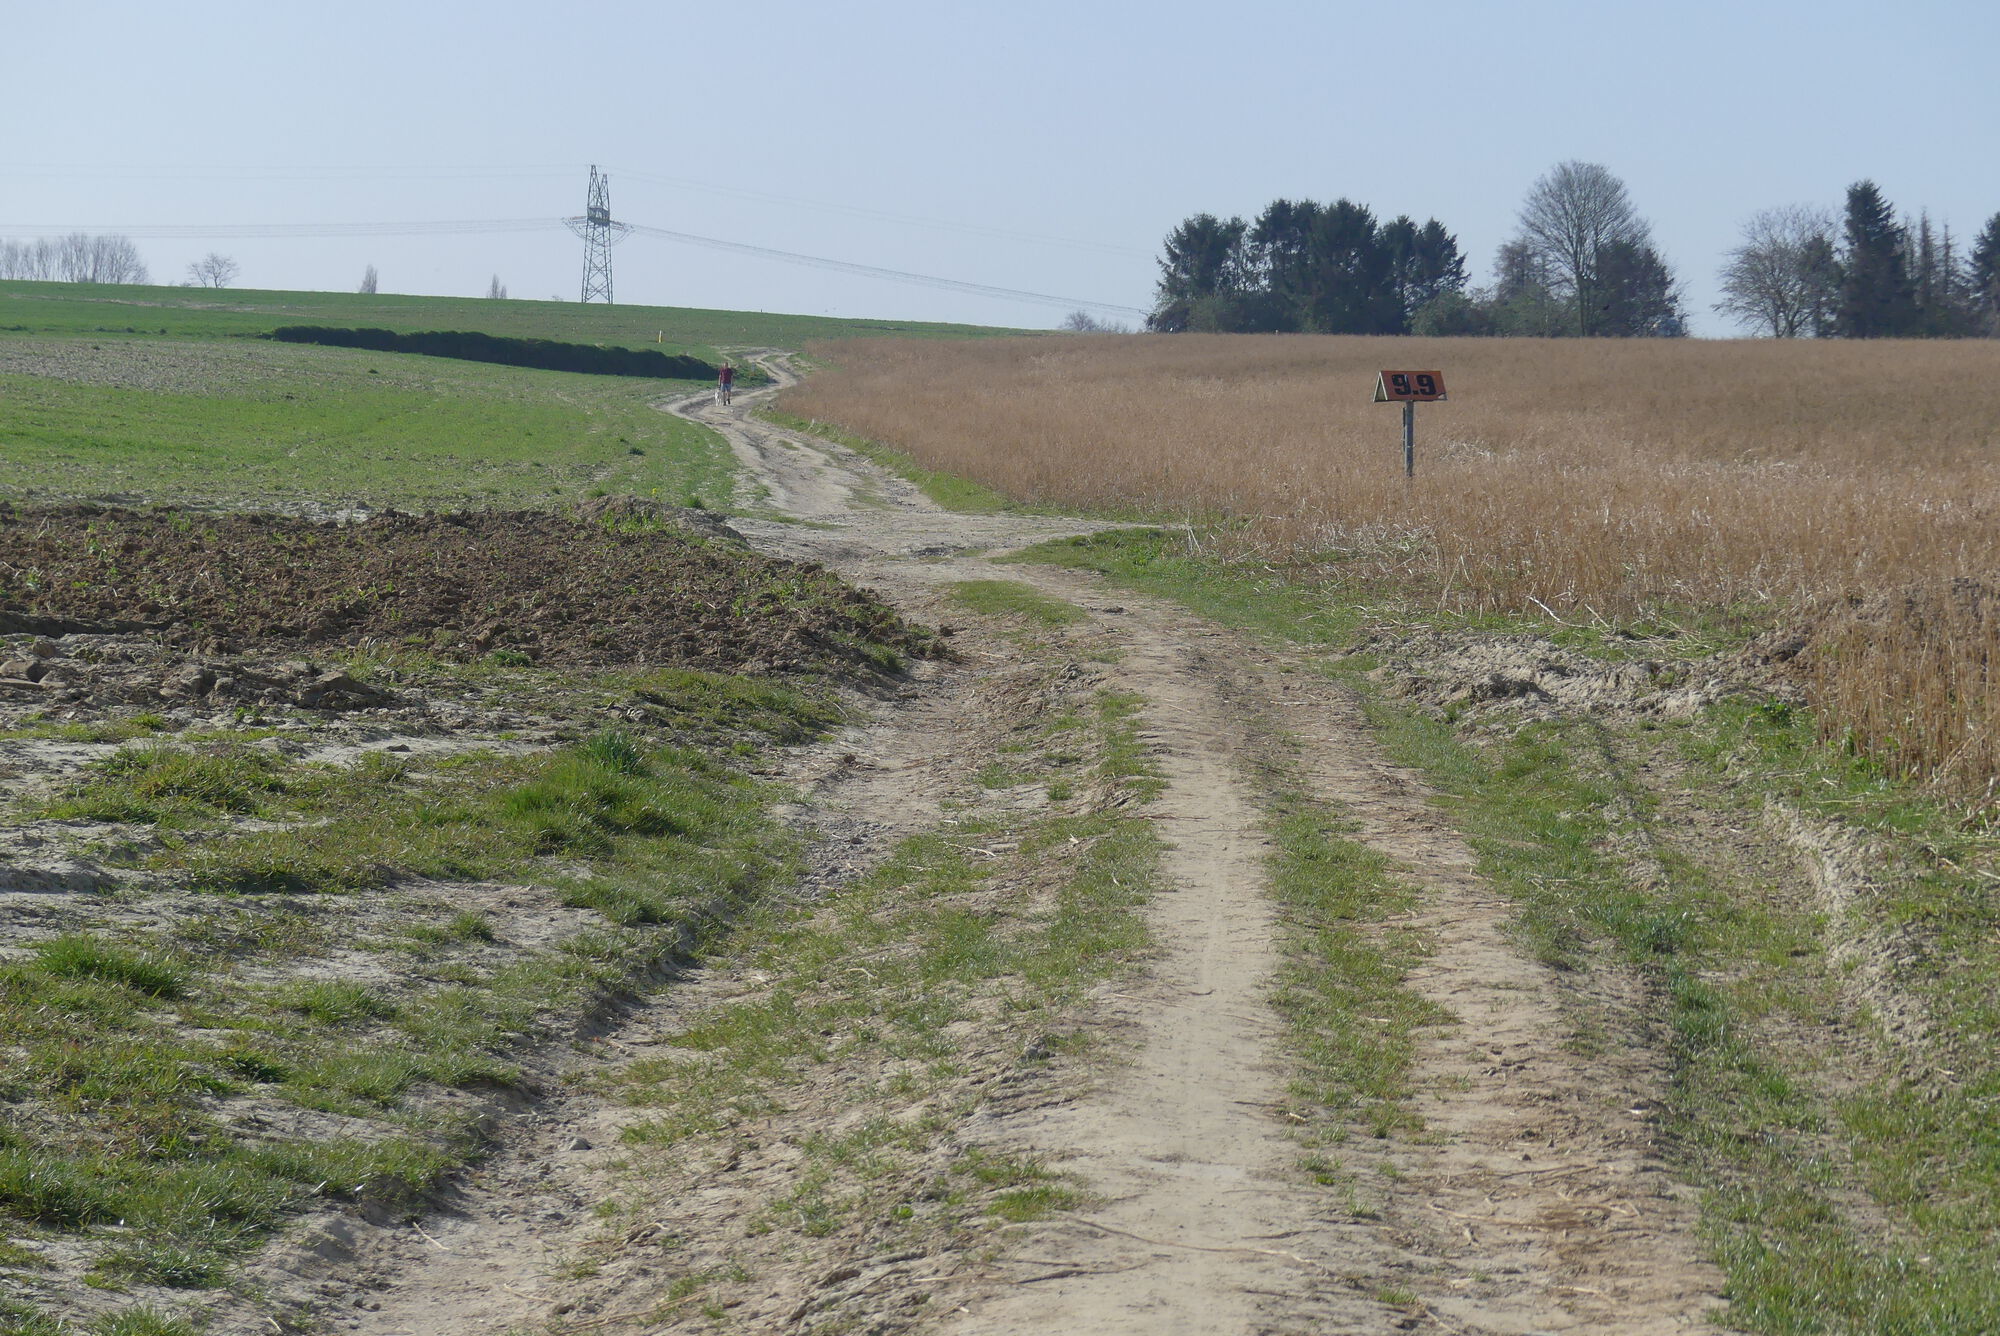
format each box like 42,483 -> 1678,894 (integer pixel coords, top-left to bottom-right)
1373,370 -> 1447,402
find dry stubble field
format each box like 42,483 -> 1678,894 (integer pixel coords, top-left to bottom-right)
784,334 -> 2000,799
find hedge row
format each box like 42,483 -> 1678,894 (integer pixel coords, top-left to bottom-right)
265,326 -> 716,381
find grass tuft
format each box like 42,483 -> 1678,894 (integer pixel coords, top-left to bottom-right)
31,937 -> 188,999
946,579 -> 1087,627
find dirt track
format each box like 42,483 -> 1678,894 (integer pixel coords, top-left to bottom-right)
267,360 -> 1726,1335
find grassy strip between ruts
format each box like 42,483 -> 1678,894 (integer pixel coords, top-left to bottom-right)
1006,525 -> 2000,1335
0,668 -> 842,1336
561,690 -> 1166,1328
1260,788 -> 1450,1154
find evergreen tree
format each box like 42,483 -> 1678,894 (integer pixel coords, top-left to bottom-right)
1800,231 -> 1842,337
1912,213 -> 1939,334
1837,181 -> 1916,337
1297,199 -> 1396,333
1593,241 -> 1687,336
1382,216 -> 1469,331
1152,200 -> 1464,334
1971,211 -> 2000,335
1148,214 -> 1249,331
1247,199 -> 1320,330
1905,212 -> 1972,336
1934,222 -> 1975,337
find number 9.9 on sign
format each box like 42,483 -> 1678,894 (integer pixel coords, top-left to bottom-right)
1372,369 -> 1447,402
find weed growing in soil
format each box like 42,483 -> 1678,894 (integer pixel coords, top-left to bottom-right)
619,667 -> 844,747
953,1150 -> 1089,1222
0,713 -> 172,744
947,579 -> 1087,628
30,935 -> 188,998
126,732 -> 784,897
0,1302 -> 201,1336
1012,528 -> 1361,646
34,741 -> 293,826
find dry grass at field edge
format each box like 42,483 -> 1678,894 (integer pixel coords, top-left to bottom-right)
783,333 -> 2000,802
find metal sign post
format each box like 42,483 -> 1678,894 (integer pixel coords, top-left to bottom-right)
1373,370 -> 1447,478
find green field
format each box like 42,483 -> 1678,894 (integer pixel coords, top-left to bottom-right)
0,280 -> 1026,357
0,338 -> 734,511
0,282 -> 1024,511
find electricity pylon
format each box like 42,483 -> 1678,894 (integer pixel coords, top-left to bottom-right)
564,165 -> 631,303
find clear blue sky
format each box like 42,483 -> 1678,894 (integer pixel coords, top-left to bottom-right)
6,0 -> 1996,335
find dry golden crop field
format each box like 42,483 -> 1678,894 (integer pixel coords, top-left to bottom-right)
784,334 -> 2000,798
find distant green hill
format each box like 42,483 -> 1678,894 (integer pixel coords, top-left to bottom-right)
0,280 -> 1031,362
0,281 -> 1033,514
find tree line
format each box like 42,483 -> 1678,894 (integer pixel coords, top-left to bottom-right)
1149,202 -> 1468,334
1717,183 -> 2000,337
1150,162 -> 2000,338
0,234 -> 150,284
0,234 -> 251,290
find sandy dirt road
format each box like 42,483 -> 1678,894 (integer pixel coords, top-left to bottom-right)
299,360 -> 1725,1336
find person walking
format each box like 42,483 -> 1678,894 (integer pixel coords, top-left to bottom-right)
716,360 -> 735,406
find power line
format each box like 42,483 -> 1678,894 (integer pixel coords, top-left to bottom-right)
605,165 -> 1152,260
0,219 -> 556,239
0,215 -> 1148,317
1,160 -> 1153,260
622,222 -> 1146,316
0,163 -> 573,182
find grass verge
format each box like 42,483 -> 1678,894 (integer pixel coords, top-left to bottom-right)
0,669 -> 843,1330
1008,523 -> 2000,1334
1262,791 -> 1450,1145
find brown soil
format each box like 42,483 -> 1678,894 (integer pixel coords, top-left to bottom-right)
0,502 -> 937,674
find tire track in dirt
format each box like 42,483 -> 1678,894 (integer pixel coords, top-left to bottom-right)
301,362 -> 1723,1336
936,606 -> 1370,1336
681,367 -> 1727,1334
1230,659 -> 1724,1333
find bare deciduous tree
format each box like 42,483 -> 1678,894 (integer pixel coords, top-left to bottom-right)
101,235 -> 149,284
358,264 -> 379,295
42,233 -> 150,284
1715,206 -> 1839,337
1060,309 -> 1129,333
1513,161 -> 1652,336
486,274 -> 508,300
0,238 -> 59,280
186,252 -> 240,289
